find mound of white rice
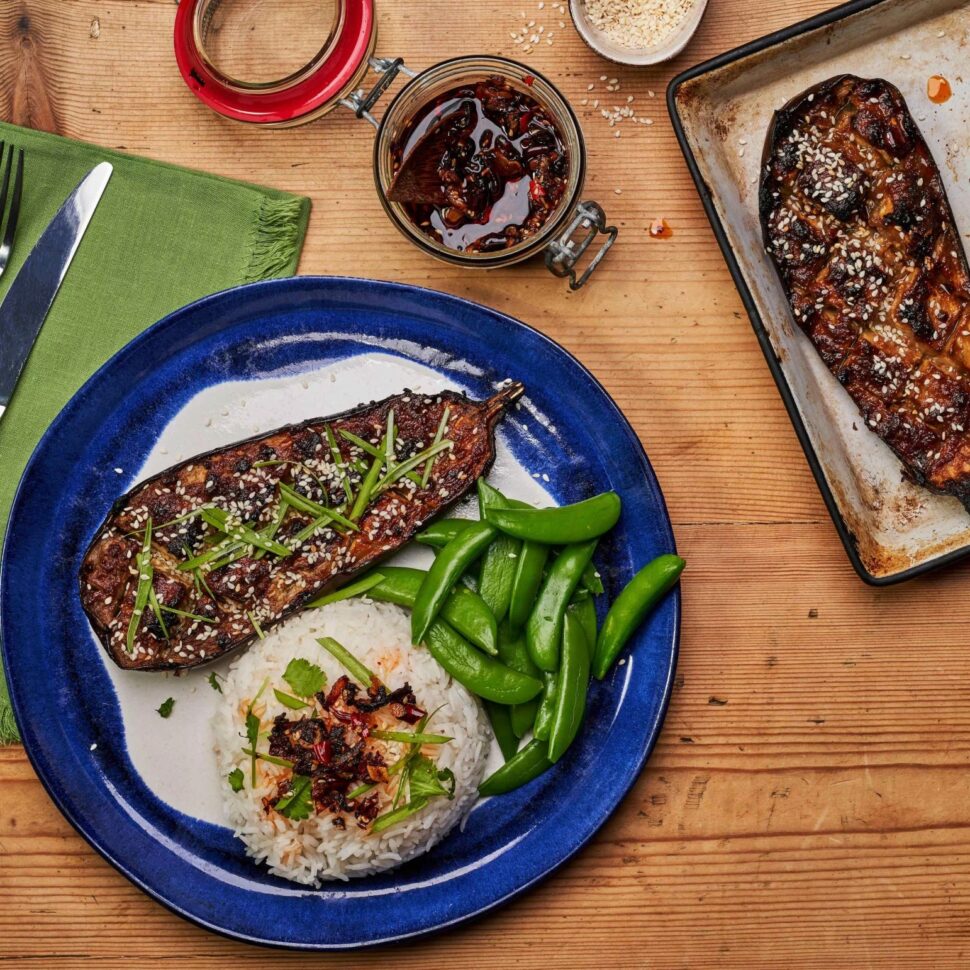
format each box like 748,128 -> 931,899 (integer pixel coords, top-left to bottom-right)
213,598 -> 490,885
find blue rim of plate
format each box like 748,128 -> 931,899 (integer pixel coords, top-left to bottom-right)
1,276 -> 679,949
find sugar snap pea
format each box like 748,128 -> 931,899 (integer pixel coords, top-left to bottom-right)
485,702 -> 519,761
412,522 -> 496,643
526,540 -> 597,671
484,492 -> 621,544
476,481 -> 522,623
364,566 -> 497,654
548,612 -> 590,763
415,519 -> 475,548
510,696 -> 540,738
532,671 -> 558,741
508,539 -> 549,633
423,621 -> 542,705
593,554 -> 685,679
478,738 -> 553,796
567,595 -> 598,663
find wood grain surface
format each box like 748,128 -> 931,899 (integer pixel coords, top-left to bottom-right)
3,0 -> 970,966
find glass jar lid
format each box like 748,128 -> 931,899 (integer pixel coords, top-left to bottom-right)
174,0 -> 377,126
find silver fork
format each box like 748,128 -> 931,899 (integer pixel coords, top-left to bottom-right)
0,142 -> 24,279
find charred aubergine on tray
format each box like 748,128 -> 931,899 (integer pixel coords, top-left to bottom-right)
79,384 -> 523,671
761,75 -> 970,507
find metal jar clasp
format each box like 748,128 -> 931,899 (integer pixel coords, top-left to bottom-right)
339,56 -> 416,128
544,201 -> 618,290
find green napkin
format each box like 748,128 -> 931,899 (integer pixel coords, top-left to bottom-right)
0,122 -> 311,742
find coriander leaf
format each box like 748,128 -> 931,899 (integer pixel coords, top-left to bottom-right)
208,672 -> 223,693
227,768 -> 244,792
282,657 -> 327,698
156,697 -> 175,719
275,774 -> 313,820
408,755 -> 456,800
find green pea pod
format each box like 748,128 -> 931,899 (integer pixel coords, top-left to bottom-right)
423,621 -> 542,705
479,738 -> 553,796
567,596 -> 598,663
496,624 -> 540,678
366,566 -> 498,655
580,560 -> 604,595
526,540 -> 597,671
548,612 -> 590,762
415,519 -> 475,549
510,696 -> 540,738
508,539 -> 549,634
412,522 -> 496,643
532,671 -> 558,741
593,554 -> 685,679
485,702 -> 519,761
476,481 -> 523,623
484,492 -> 621,544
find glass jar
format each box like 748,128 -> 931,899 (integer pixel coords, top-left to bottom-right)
174,0 -> 617,287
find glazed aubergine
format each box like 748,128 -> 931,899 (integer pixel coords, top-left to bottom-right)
761,75 -> 970,507
79,384 -> 523,671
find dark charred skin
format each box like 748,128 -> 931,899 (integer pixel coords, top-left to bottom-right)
79,384 -> 524,671
761,75 -> 970,507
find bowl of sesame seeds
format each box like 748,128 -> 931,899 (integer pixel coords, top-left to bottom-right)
569,0 -> 708,66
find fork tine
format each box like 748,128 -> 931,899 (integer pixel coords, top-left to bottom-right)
2,150 -> 24,250
0,143 -> 10,228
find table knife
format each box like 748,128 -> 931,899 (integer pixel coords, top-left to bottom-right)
0,161 -> 113,423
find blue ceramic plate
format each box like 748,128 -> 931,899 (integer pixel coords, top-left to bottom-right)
1,277 -> 678,948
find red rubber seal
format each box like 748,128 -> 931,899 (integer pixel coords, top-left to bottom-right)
174,0 -> 376,125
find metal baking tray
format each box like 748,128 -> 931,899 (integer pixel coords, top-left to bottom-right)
668,0 -> 970,584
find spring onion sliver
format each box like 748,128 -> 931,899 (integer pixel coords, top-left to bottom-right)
159,604 -> 216,625
317,636 -> 382,688
338,428 -> 424,486
375,439 -> 453,494
306,572 -> 386,608
126,519 -> 154,654
325,425 -> 355,504
241,747 -> 295,769
421,407 -> 451,487
371,797 -> 429,834
200,507 -> 291,557
350,443 -> 385,521
277,482 -> 359,532
272,688 -> 310,711
147,585 -> 169,640
370,730 -> 452,745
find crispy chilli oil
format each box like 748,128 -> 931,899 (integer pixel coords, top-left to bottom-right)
266,675 -> 423,828
391,74 -> 569,253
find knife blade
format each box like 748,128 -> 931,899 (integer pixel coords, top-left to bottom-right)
0,161 -> 113,423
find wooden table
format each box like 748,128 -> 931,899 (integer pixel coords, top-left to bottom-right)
3,1 -> 970,966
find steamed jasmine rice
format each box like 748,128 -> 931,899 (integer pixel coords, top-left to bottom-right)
213,599 -> 490,885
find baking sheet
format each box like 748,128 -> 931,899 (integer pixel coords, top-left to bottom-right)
671,0 -> 970,582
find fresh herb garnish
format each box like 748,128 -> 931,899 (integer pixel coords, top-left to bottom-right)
370,729 -> 452,745
147,585 -> 170,640
349,444 -> 385,522
371,797 -> 429,834
337,429 -> 423,487
421,406 -> 451,487
274,774 -> 313,820
247,610 -> 266,640
273,687 -> 311,711
161,604 -> 217,625
125,518 -> 154,654
241,747 -> 295,768
277,483 -> 358,532
305,572 -> 385,608
408,755 -> 456,800
375,439 -> 453,494
254,498 -> 290,560
208,671 -> 223,693
325,424 -> 355,505
200,507 -> 291,557
317,636 -> 382,689
156,697 -> 175,718
227,768 -> 244,792
245,678 -> 268,786
282,657 -> 327,698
